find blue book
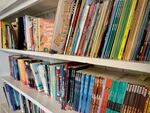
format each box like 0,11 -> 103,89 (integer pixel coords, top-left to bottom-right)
6,85 -> 17,111
85,75 -> 95,113
132,0 -> 150,60
81,75 -> 91,113
13,57 -> 20,80
78,74 -> 86,112
71,0 -> 92,55
101,0 -> 120,58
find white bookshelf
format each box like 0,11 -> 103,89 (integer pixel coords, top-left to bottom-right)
0,48 -> 150,73
2,76 -> 76,113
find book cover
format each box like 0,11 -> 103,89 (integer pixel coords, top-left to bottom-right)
38,18 -> 54,52
38,64 -> 49,95
30,62 -> 43,91
51,0 -> 74,53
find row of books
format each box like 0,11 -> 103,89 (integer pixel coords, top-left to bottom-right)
8,55 -> 150,113
0,15 -> 54,52
53,0 -> 150,61
1,0 -> 150,61
3,83 -> 45,113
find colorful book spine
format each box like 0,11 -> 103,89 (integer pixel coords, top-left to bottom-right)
118,0 -> 137,60
2,21 -> 6,48
56,65 -> 61,101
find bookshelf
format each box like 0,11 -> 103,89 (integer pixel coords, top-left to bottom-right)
0,0 -> 150,113
0,48 -> 150,74
2,76 -> 76,113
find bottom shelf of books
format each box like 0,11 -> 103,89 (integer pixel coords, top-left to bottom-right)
2,76 -> 76,113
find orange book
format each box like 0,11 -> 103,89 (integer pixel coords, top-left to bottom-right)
17,59 -> 29,84
38,18 -> 54,52
100,79 -> 112,113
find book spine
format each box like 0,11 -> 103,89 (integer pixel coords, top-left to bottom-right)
81,74 -> 90,113
30,63 -> 43,91
2,21 -> 6,48
56,66 -> 61,101
85,75 -> 95,113
78,73 -> 86,112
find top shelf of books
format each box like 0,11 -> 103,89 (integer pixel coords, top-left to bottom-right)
0,0 -> 58,20
0,48 -> 150,74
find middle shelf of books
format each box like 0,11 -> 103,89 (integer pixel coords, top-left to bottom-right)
2,55 -> 150,113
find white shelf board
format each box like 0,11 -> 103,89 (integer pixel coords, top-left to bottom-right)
0,48 -> 150,73
2,76 -> 76,113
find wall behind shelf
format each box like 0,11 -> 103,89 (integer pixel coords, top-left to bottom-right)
0,52 -> 10,103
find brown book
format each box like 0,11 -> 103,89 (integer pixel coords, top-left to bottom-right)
89,76 -> 99,113
123,0 -> 148,60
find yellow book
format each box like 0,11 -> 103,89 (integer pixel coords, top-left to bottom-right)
2,21 -> 6,48
67,0 -> 86,55
118,0 -> 137,60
